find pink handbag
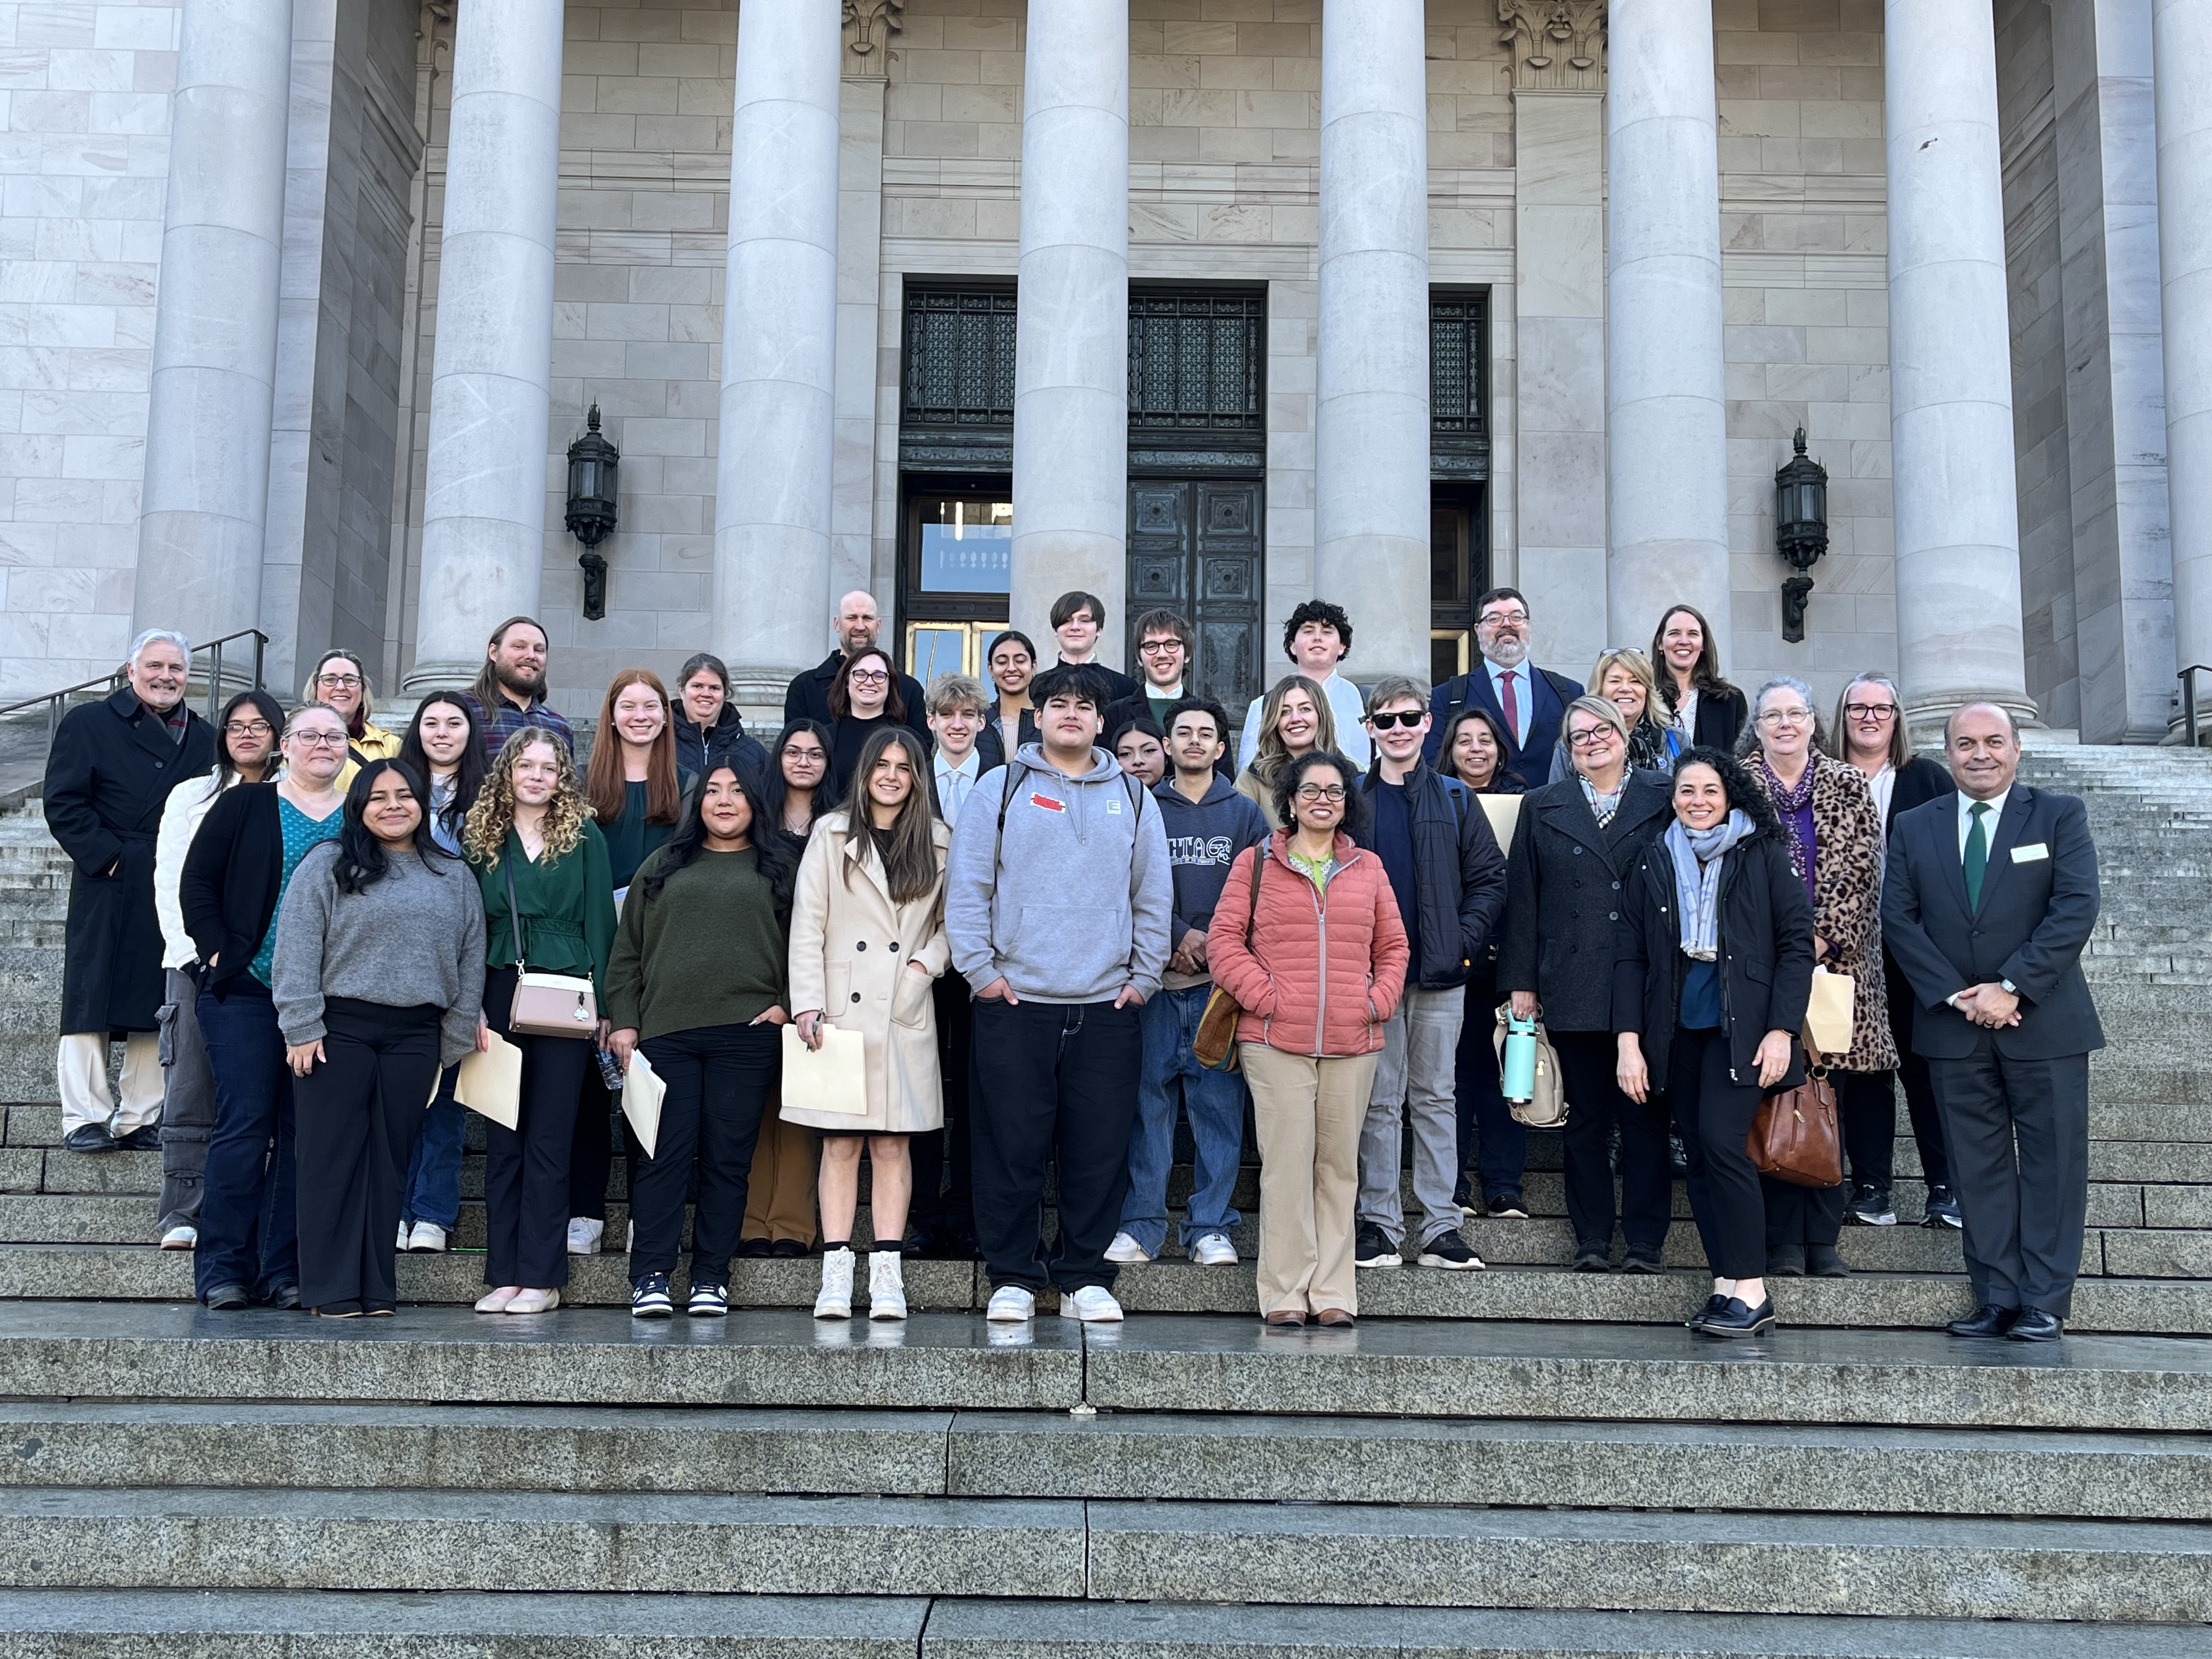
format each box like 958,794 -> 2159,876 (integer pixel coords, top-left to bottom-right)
504,861 -> 597,1040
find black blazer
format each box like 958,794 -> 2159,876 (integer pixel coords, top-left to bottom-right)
1677,683 -> 1748,754
1883,754 -> 1953,838
785,650 -> 927,733
1497,768 -> 1673,1031
1425,663 -> 1584,787
179,784 -> 286,998
1615,831 -> 1815,1090
1054,657 -> 1141,705
1879,785 -> 2105,1061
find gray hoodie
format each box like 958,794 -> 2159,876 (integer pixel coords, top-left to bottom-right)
944,742 -> 1173,1005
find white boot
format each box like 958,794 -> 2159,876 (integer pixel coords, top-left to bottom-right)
867,1250 -> 907,1321
814,1246 -> 855,1319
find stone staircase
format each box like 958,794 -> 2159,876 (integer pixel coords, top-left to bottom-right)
0,746 -> 2207,1652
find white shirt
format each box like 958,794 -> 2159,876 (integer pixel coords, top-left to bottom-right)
1863,763 -> 1895,876
1670,687 -> 1700,743
934,747 -> 981,828
1237,670 -> 1373,771
1485,657 -> 1532,746
1957,786 -> 2010,860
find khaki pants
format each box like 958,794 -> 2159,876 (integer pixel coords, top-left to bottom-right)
741,1110 -> 820,1245
58,1031 -> 162,1135
1242,1042 -> 1379,1319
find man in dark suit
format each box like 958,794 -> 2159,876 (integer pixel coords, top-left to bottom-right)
784,589 -> 926,729
1880,703 -> 2103,1342
1423,586 -> 1583,786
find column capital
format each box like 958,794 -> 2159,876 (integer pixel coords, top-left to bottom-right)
1497,1 -> 1607,92
843,0 -> 904,78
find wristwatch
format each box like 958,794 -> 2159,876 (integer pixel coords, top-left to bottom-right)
1999,978 -> 2017,995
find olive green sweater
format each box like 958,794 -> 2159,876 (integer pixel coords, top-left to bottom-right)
604,844 -> 788,1040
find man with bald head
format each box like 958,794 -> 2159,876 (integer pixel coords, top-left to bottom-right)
1881,702 -> 2103,1342
785,589 -> 926,730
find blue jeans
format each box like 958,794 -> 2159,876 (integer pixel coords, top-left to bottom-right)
1119,984 -> 1246,1257
402,1064 -> 465,1231
194,979 -> 297,1301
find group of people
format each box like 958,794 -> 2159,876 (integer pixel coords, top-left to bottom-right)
46,584 -> 2102,1342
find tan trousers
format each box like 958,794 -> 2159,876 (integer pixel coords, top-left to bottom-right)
741,1109 -> 820,1245
58,1031 -> 163,1135
1242,1042 -> 1378,1318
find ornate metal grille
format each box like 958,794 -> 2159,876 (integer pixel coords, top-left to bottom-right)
1431,291 -> 1488,436
902,287 -> 1018,428
1128,291 -> 1265,431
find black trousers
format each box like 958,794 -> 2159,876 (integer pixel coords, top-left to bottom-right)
481,966 -> 592,1290
1929,1044 -> 2090,1317
292,998 -> 443,1312
1454,971 -> 1525,1202
1553,1029 -> 1672,1255
971,997 -> 1140,1294
909,973 -> 976,1239
631,1022 -> 778,1285
1763,1069 -> 1871,1252
1882,944 -> 1953,1192
1666,1025 -> 1766,1280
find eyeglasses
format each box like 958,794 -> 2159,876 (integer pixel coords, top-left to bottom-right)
1757,708 -> 1814,727
1566,727 -> 1620,748
223,720 -> 273,738
1479,610 -> 1529,628
1368,709 -> 1425,730
1844,703 -> 1899,722
315,672 -> 363,689
848,669 -> 889,685
1294,783 -> 1347,803
289,730 -> 348,748
1137,639 -> 1183,656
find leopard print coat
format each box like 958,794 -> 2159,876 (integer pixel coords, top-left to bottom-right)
1798,754 -> 1898,1072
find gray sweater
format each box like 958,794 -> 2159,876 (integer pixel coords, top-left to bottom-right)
272,842 -> 488,1066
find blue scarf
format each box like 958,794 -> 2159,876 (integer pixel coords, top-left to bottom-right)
1663,810 -> 1757,961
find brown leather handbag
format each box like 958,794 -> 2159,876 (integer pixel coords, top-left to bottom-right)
1192,844 -> 1267,1074
1747,1032 -> 1842,1188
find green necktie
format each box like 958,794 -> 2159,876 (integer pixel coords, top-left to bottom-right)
1964,801 -> 1990,912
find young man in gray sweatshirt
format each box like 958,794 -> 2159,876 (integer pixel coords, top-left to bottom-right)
944,663 -> 1173,1324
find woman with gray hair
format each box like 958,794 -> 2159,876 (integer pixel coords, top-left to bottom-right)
1741,676 -> 1897,1276
1500,694 -> 1676,1272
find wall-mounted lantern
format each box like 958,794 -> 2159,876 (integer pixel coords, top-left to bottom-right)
565,404 -> 619,621
1774,426 -> 1829,644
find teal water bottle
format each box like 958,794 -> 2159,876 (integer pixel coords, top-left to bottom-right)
1501,1012 -> 1538,1104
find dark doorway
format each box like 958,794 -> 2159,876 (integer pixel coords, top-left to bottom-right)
1128,478 -> 1265,714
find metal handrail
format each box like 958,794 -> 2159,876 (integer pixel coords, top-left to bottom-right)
0,628 -> 270,746
2181,664 -> 2212,749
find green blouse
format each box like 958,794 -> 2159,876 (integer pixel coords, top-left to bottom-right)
473,820 -> 619,997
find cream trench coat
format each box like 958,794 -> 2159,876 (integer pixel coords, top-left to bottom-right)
784,812 -> 952,1133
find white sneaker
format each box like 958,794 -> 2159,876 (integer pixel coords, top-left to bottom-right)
1104,1231 -> 1152,1264
505,1288 -> 560,1314
867,1250 -> 907,1321
566,1217 -> 603,1256
985,1284 -> 1035,1323
1187,1234 -> 1238,1266
160,1224 -> 196,1251
1062,1285 -> 1124,1323
396,1222 -> 411,1251
815,1246 -> 855,1319
474,1285 -> 521,1313
407,1222 -> 448,1254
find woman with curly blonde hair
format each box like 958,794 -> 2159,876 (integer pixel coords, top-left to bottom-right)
463,729 -> 617,1316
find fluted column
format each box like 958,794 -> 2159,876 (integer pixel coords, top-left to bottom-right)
1314,0 -> 1429,678
1886,0 -> 2033,727
131,0 -> 295,644
2157,0 -> 2212,723
1009,0 -> 1129,663
1606,0 -> 1730,648
404,0 -> 564,693
714,0 -> 843,709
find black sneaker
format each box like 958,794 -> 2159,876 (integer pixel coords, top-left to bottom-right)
1572,1245 -> 1612,1272
1354,1222 -> 1402,1268
263,1283 -> 301,1311
1846,1184 -> 1897,1226
203,1283 -> 250,1311
1485,1189 -> 1529,1220
1922,1185 -> 1964,1229
1416,1229 -> 1485,1270
631,1272 -> 673,1319
1620,1248 -> 1665,1276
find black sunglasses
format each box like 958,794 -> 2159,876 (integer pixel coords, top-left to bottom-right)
1368,709 -> 1425,730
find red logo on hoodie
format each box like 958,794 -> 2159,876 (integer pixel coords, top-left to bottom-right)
1029,793 -> 1065,812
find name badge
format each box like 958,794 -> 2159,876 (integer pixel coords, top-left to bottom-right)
2011,842 -> 2049,864
1029,793 -> 1065,814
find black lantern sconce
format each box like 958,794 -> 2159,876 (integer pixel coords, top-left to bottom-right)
1774,426 -> 1829,644
565,404 -> 620,621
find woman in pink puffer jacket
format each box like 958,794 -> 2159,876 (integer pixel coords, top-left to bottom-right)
1209,752 -> 1408,1328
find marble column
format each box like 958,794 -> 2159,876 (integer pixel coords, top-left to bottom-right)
1314,0 -> 1430,679
1009,0 -> 1128,664
2155,0 -> 2212,722
1605,0 -> 1730,650
714,0 -> 843,710
403,0 -> 564,693
130,0 -> 295,646
1886,0 -> 2033,727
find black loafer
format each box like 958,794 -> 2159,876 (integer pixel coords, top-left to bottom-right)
1946,1303 -> 2017,1338
63,1124 -> 118,1154
1693,1296 -> 1775,1338
112,1124 -> 162,1152
1686,1293 -> 1729,1330
203,1283 -> 250,1311
2007,1307 -> 2064,1342
1807,1244 -> 1850,1278
770,1239 -> 808,1259
1571,1246 -> 1612,1272
736,1238 -> 774,1259
1768,1246 -> 1807,1278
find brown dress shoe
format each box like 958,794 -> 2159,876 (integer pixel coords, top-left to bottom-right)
1265,1310 -> 1306,1327
1316,1308 -> 1355,1328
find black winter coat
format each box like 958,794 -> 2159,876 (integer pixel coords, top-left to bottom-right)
1355,762 -> 1508,991
785,650 -> 927,735
45,688 -> 216,1032
179,784 -> 286,1000
1614,831 -> 1815,1091
673,711 -> 768,783
1497,768 -> 1672,1031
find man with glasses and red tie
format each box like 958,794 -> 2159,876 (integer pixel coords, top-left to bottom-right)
1424,588 -> 1584,787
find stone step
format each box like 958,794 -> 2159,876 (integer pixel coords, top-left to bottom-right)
2,1401 -> 2205,1522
